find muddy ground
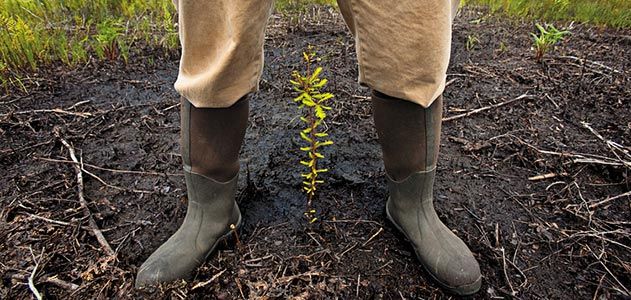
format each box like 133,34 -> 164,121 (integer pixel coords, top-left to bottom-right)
1,6 -> 630,300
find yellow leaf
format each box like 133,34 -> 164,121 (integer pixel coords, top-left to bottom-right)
315,140 -> 333,148
310,67 -> 323,82
315,106 -> 326,119
300,131 -> 312,142
303,99 -> 316,107
312,78 -> 328,88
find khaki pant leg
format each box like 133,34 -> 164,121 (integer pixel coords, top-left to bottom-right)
337,0 -> 458,108
174,0 -> 274,108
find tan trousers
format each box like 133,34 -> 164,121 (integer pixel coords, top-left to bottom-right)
173,0 -> 458,108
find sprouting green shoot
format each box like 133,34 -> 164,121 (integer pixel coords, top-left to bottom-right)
530,23 -> 570,61
466,34 -> 480,51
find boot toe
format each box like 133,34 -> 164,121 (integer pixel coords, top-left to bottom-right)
432,254 -> 482,295
135,256 -> 182,288
135,244 -> 198,288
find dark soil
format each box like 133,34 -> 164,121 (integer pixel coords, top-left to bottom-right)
1,6 -> 630,300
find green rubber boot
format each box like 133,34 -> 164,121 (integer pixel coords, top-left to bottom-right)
135,96 -> 248,287
385,169 -> 481,295
373,91 -> 481,295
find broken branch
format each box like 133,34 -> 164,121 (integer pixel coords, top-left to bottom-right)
53,128 -> 115,257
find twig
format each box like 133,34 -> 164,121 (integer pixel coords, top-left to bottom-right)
593,274 -> 606,300
35,156 -> 183,177
445,78 -> 458,87
323,219 -> 383,227
555,55 -> 623,74
528,172 -> 568,181
587,246 -> 631,296
11,274 -> 79,291
81,167 -> 154,194
66,100 -> 91,110
243,254 -> 274,267
361,227 -> 383,247
501,247 -> 516,297
28,247 -> 43,300
1,108 -> 93,118
191,269 -> 226,290
53,128 -> 115,257
588,190 -> 631,210
572,158 -> 628,167
356,274 -> 361,297
581,122 -> 631,168
277,271 -> 324,284
230,224 -> 244,252
337,242 -> 358,258
25,212 -> 73,226
0,141 -> 53,155
235,277 -> 246,300
443,93 -> 534,122
507,134 -> 627,167
162,102 -> 180,112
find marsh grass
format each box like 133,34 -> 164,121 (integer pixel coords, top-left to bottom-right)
0,0 -> 341,91
2,0 -> 628,90
276,0 -> 336,13
0,0 -> 178,90
464,0 -> 631,28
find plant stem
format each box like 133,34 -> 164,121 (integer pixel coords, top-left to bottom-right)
307,110 -> 317,209
305,56 -> 316,209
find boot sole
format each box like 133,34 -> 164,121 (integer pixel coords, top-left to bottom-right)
385,198 -> 482,296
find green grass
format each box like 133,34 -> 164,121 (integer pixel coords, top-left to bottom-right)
0,0 -> 342,91
276,0 -> 336,13
0,0 -> 178,90
463,0 -> 631,28
1,0 -> 628,91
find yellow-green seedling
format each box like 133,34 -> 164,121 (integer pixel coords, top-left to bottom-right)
531,23 -> 570,61
466,34 -> 480,51
290,47 -> 334,223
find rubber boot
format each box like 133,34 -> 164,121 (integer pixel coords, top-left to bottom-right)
372,91 -> 482,295
135,96 -> 248,287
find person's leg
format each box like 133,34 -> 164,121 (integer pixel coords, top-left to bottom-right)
136,0 -> 273,287
337,0 -> 481,295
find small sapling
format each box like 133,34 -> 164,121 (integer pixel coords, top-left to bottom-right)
290,46 -> 334,223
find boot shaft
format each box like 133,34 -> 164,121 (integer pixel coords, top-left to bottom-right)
372,91 -> 443,181
180,96 -> 249,181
